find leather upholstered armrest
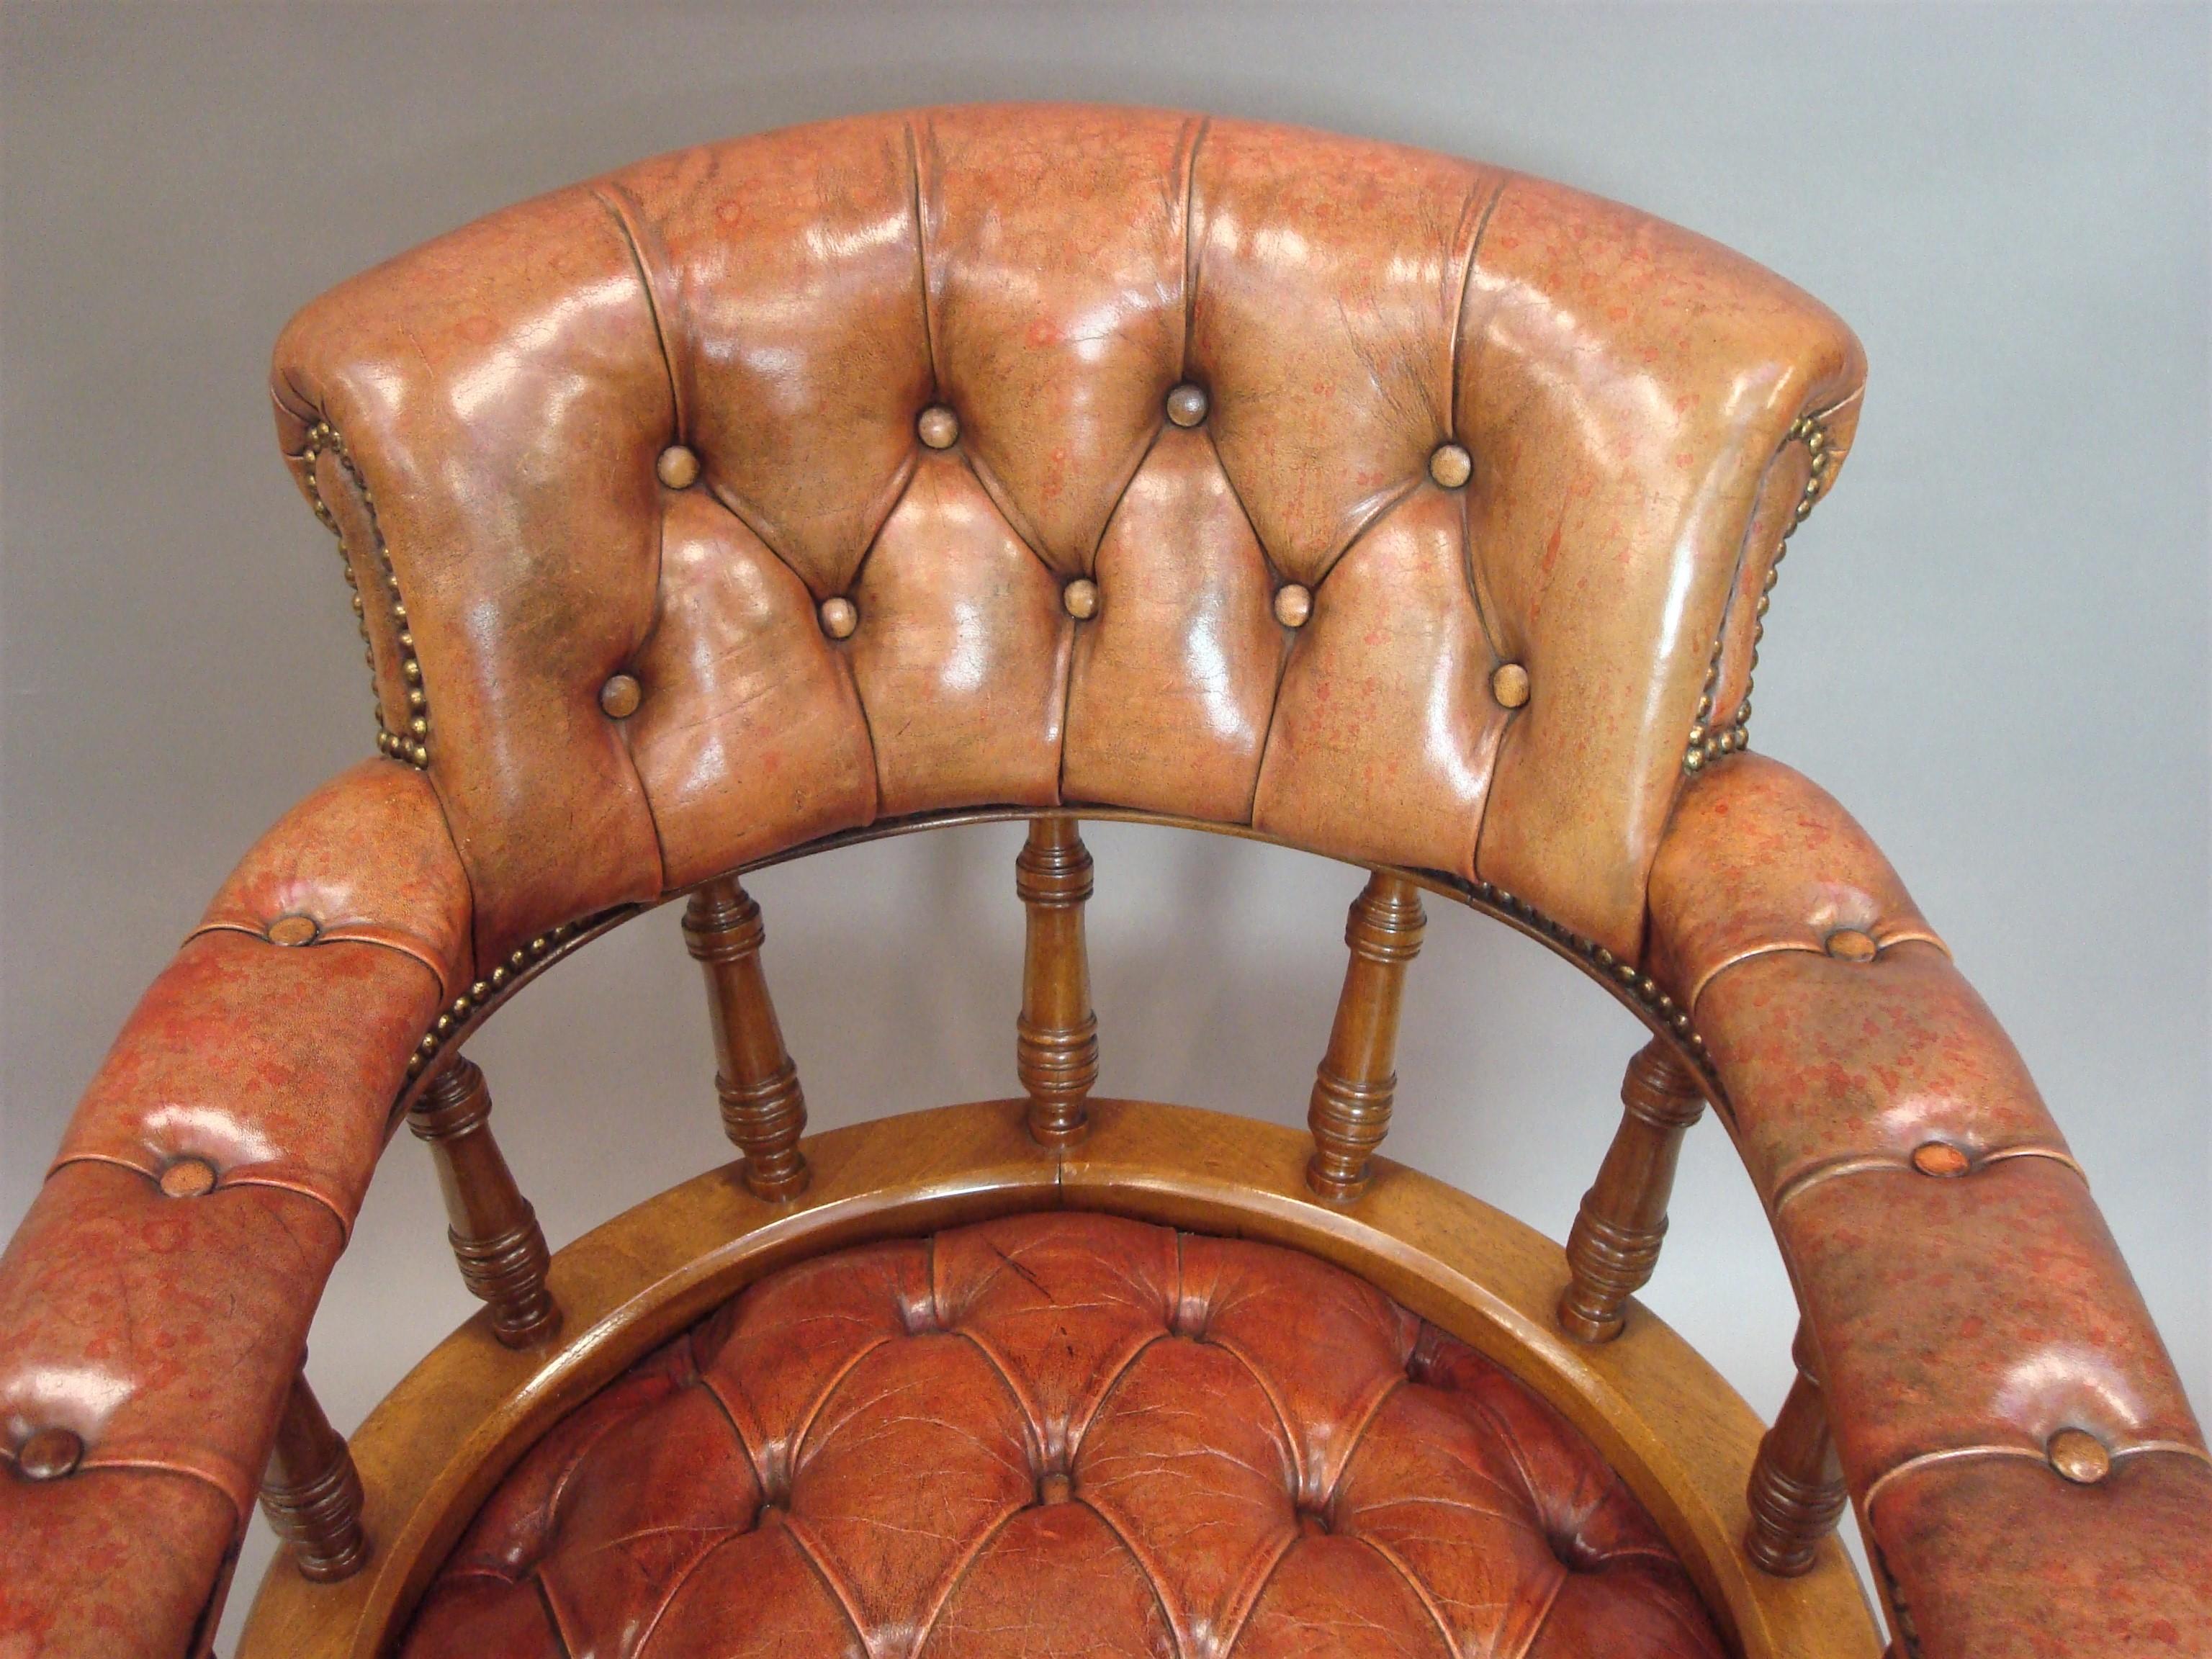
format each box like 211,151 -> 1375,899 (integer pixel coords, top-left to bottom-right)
1649,754 -> 2212,1658
0,761 -> 470,1658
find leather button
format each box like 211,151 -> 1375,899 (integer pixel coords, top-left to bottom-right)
599,673 -> 642,719
917,405 -> 960,449
158,1157 -> 218,1199
267,914 -> 319,948
1429,442 -> 1473,489
1164,383 -> 1210,427
655,445 -> 701,489
1825,928 -> 1878,963
1273,584 -> 1313,629
1037,1471 -> 1072,1506
1062,578 -> 1099,620
1911,1141 -> 1970,1179
1491,662 -> 1530,709
819,597 -> 859,640
2047,1429 -> 2111,1485
15,1427 -> 82,1482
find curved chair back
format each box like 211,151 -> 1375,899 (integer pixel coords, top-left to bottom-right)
271,104 -> 1862,970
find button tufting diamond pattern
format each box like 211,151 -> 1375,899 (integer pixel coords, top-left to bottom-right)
400,1213 -> 1725,1659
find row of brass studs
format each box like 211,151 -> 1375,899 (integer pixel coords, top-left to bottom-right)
1470,876 -> 1709,1075
405,920 -> 581,1080
299,420 -> 431,769
1684,413 -> 1833,774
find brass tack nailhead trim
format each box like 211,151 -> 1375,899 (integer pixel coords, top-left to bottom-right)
1685,412 -> 1831,774
405,920 -> 580,1079
300,420 -> 430,769
1471,877 -> 1710,1078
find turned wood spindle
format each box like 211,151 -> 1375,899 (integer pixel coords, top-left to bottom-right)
258,1365 -> 368,1583
1558,1038 -> 1707,1342
683,878 -> 809,1200
408,1058 -> 560,1347
1306,872 -> 1426,1200
1745,1319 -> 1851,1575
1016,817 -> 1100,1147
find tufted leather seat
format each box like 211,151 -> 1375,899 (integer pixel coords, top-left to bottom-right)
401,1213 -> 1724,1659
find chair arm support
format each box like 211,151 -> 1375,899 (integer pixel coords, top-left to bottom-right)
0,761 -> 472,1658
1650,753 -> 2211,1658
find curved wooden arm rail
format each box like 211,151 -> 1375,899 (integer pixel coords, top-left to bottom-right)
1,104 -> 2204,1659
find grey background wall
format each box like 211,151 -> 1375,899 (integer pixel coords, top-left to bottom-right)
3,2 -> 2206,1644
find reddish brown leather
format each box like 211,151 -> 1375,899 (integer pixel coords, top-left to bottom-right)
0,763 -> 468,1654
270,104 -> 1862,966
400,1213 -> 1725,1659
1650,754 -> 2212,1652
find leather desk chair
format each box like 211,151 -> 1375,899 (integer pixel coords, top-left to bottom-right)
2,106 -> 2205,1659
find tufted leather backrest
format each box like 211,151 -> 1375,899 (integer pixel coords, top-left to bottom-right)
270,104 -> 1863,968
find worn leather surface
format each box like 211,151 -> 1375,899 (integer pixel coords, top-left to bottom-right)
1,763 -> 468,1655
269,104 -> 1862,966
1650,754 -> 2212,1653
400,1213 -> 1725,1659
2,105 -> 2203,1659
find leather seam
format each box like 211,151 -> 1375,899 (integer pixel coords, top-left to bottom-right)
1073,1492 -> 1184,1655
534,1575 -> 575,1659
777,1511 -> 878,1654
618,1527 -> 747,1657
1503,1559 -> 1572,1659
1685,925 -> 1951,1013
1178,115 -> 1208,377
56,1452 -> 253,1536
1319,1375 -> 1405,1515
184,919 -> 455,1004
1213,1527 -> 1301,1659
783,1334 -> 895,1480
1447,171 -> 1509,430
905,118 -> 940,393
1203,1331 -> 1305,1501
590,184 -> 685,441
40,1154 -> 357,1245
907,1498 -> 1030,1658
1771,1143 -> 2087,1213
1359,1534 -> 1464,1659
1862,1440 -> 2212,1518
691,1371 -> 769,1506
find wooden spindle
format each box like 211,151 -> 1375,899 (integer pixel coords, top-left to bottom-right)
1306,872 -> 1426,1200
1016,817 -> 1100,1147
1558,1038 -> 1707,1342
683,878 -> 809,1200
1745,1320 -> 1850,1575
258,1365 -> 368,1583
408,1058 -> 559,1346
